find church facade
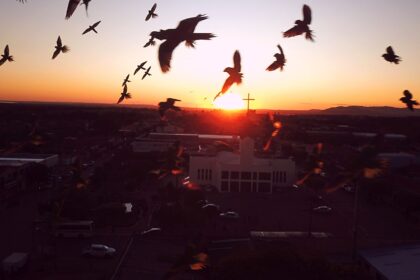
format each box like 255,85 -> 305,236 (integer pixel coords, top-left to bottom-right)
189,137 -> 296,193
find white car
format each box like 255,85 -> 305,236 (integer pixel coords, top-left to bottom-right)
312,206 -> 332,214
219,211 -> 240,219
82,244 -> 116,258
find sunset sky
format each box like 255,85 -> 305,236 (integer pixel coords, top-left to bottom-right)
0,0 -> 419,110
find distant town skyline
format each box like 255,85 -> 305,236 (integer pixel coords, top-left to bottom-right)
0,0 -> 419,110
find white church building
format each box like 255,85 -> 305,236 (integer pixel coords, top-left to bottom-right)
189,137 -> 296,193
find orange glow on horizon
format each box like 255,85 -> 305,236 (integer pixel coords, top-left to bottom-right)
213,92 -> 246,110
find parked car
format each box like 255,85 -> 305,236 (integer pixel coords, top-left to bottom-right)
82,244 -> 116,258
312,206 -> 332,214
202,204 -> 220,217
219,211 -> 240,219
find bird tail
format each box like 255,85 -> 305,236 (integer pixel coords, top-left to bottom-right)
62,46 -> 70,53
305,30 -> 315,41
185,33 -> 215,47
150,40 -> 156,46
395,57 -> 402,64
8,56 -> 14,62
126,93 -> 132,99
190,33 -> 216,41
152,13 -> 158,18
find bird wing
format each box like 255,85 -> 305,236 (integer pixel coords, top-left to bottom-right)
303,4 -> 312,25
0,58 -> 6,66
220,76 -> 235,94
92,21 -> 101,28
177,14 -> 207,34
133,66 -> 140,75
277,44 -> 284,55
142,71 -> 148,80
145,12 -> 152,21
52,49 -> 61,59
4,45 -> 9,56
82,27 -> 91,34
65,0 -> 81,19
233,50 -> 241,72
56,36 -> 62,48
122,84 -> 128,94
283,25 -> 303,38
404,90 -> 412,99
387,46 -> 395,55
117,95 -> 124,104
266,61 -> 280,71
151,3 -> 157,13
158,39 -> 182,73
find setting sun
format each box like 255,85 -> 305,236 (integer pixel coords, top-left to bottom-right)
213,93 -> 246,110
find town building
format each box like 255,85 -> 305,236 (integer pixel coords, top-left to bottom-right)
189,137 -> 296,193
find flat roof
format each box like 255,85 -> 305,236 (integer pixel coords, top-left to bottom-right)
359,244 -> 420,280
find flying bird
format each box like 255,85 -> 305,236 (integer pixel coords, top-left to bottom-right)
65,0 -> 82,19
284,4 -> 314,41
266,44 -> 286,71
158,98 -> 181,118
134,61 -> 147,75
142,66 -> 152,80
263,113 -> 282,152
0,45 -> 14,66
122,74 -> 131,87
117,84 -> 131,104
52,36 -> 69,59
214,50 -> 242,101
382,46 -> 401,64
16,0 -> 27,3
143,36 -> 156,48
150,14 -> 215,73
80,0 -> 91,16
145,3 -> 158,21
82,21 -> 101,35
400,90 -> 418,111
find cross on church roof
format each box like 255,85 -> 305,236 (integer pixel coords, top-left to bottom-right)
243,93 -> 255,114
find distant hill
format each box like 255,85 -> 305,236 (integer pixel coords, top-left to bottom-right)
2,101 -> 419,117
320,106 -> 420,117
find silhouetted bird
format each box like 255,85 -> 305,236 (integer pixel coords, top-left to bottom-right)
284,4 -> 314,41
82,21 -> 101,35
52,36 -> 69,59
150,14 -> 215,72
142,66 -> 152,80
382,46 -> 401,64
143,36 -> 156,48
122,74 -> 131,87
65,0 -> 81,19
16,0 -> 27,3
0,45 -> 14,66
81,0 -> 91,16
400,90 -> 418,111
214,50 -> 242,101
159,98 -> 181,118
117,84 -> 131,104
145,3 -> 158,21
266,44 -> 286,71
134,61 -> 147,75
